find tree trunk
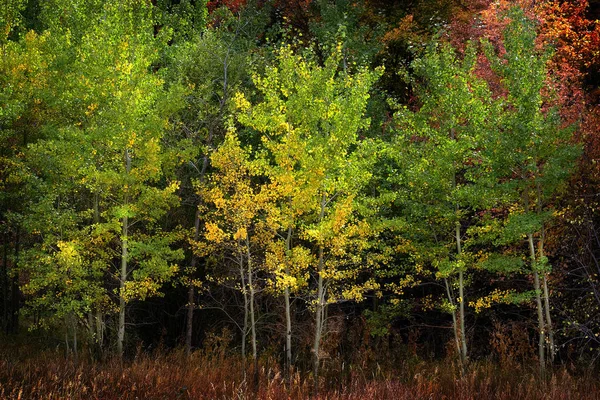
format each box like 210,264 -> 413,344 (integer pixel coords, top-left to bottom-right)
117,213 -> 128,358
239,247 -> 248,379
528,233 -> 546,377
312,249 -> 324,395
117,149 -> 131,359
536,182 -> 555,363
450,127 -> 467,367
92,194 -> 104,359
284,227 -> 293,382
542,273 -> 554,362
312,194 -> 327,395
456,222 -> 467,367
444,278 -> 461,359
95,310 -> 104,358
246,236 -> 258,387
186,208 -> 201,357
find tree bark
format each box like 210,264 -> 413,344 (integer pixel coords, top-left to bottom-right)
117,149 -> 131,359
186,208 -> 201,357
444,278 -> 461,359
312,194 -> 327,395
284,227 -> 293,382
542,273 -> 554,362
536,183 -> 555,362
95,310 -> 104,359
450,127 -> 467,367
92,193 -> 104,359
246,236 -> 258,387
239,246 -> 248,379
528,233 -> 546,377
456,223 -> 467,367
117,212 -> 128,358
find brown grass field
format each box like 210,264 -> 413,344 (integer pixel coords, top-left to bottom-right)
0,347 -> 598,400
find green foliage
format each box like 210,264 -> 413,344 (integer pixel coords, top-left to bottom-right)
364,301 -> 410,337
156,0 -> 208,44
388,40 -> 494,303
0,0 -> 26,41
18,0 -> 184,327
309,0 -> 385,68
236,43 -> 382,303
0,0 -> 593,366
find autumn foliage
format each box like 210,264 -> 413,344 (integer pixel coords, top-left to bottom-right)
2,0 -> 600,397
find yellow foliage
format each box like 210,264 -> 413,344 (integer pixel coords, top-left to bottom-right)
469,289 -> 513,313
233,227 -> 247,241
205,222 -> 228,243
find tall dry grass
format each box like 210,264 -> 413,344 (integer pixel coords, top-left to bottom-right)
0,348 -> 597,399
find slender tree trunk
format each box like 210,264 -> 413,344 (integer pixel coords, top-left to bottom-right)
542,273 -> 554,362
313,249 -> 324,395
186,208 -> 201,357
246,236 -> 258,387
92,194 -> 104,359
312,194 -> 327,395
526,189 -> 546,376
536,183 -> 555,362
444,278 -> 461,358
95,310 -> 104,359
284,227 -> 293,382
117,214 -> 128,358
528,233 -> 546,377
538,228 -> 555,363
239,247 -> 248,379
456,222 -> 467,367
458,270 -> 467,364
450,127 -> 467,367
117,149 -> 131,359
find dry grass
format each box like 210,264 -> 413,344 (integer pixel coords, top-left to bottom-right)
0,349 -> 597,399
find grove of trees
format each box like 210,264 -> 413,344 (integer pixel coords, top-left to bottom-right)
2,0 -> 600,392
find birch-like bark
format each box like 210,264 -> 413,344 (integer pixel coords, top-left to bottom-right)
312,194 -> 327,395
238,245 -> 248,379
117,149 -> 131,359
186,208 -> 201,357
528,232 -> 546,377
444,278 -> 461,358
245,236 -> 258,386
450,127 -> 467,367
284,227 -> 293,381
536,182 -> 555,362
